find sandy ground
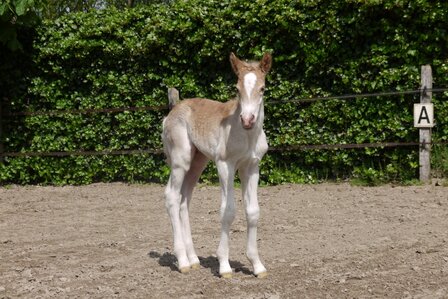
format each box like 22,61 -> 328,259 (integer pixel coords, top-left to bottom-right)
1,183 -> 448,298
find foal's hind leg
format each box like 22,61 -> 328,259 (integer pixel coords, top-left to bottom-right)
165,165 -> 189,272
179,151 -> 209,270
164,129 -> 194,273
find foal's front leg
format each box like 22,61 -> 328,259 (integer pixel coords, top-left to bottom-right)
239,160 -> 267,278
216,160 -> 236,278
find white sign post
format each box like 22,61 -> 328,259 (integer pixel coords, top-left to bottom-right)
417,65 -> 433,182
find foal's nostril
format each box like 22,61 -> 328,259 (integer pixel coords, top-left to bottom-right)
240,114 -> 255,122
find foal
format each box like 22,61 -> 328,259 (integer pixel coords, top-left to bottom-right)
162,52 -> 272,278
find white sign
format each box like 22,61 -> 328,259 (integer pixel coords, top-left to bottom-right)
414,103 -> 434,128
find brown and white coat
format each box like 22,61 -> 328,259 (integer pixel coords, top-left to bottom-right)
162,52 -> 272,278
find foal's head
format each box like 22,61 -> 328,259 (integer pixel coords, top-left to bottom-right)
230,52 -> 272,130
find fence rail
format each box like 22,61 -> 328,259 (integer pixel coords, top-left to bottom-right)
268,87 -> 448,104
2,87 -> 448,118
269,141 -> 448,151
1,142 -> 448,159
2,104 -> 169,117
0,148 -> 164,157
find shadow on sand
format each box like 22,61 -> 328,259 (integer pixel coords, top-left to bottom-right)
148,250 -> 253,277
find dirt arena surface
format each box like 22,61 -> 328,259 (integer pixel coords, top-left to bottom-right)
1,183 -> 447,298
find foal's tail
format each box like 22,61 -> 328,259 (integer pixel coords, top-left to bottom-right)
167,87 -> 180,110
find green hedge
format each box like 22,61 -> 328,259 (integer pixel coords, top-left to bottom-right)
1,0 -> 448,185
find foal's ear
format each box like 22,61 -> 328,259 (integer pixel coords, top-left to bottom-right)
230,52 -> 244,76
260,52 -> 272,74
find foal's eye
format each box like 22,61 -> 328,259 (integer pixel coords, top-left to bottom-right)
260,86 -> 265,93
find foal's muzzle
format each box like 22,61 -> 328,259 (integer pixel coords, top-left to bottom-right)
240,114 -> 255,130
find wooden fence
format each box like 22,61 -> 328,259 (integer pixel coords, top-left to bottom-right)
0,65 -> 447,182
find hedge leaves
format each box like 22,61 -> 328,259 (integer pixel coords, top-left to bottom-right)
1,0 -> 447,184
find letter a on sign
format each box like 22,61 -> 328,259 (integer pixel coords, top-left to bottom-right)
414,103 -> 434,128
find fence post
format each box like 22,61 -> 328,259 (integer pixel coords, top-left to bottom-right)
419,65 -> 432,182
0,99 -> 3,163
0,103 -> 4,164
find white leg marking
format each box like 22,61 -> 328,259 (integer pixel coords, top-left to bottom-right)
165,167 -> 190,272
163,129 -> 194,273
239,161 -> 267,277
179,152 -> 208,269
216,160 -> 236,277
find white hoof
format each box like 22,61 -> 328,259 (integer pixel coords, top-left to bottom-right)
220,272 -> 233,279
256,271 -> 268,278
191,263 -> 200,270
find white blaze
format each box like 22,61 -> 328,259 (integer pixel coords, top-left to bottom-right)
243,72 -> 257,99
241,72 -> 261,129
